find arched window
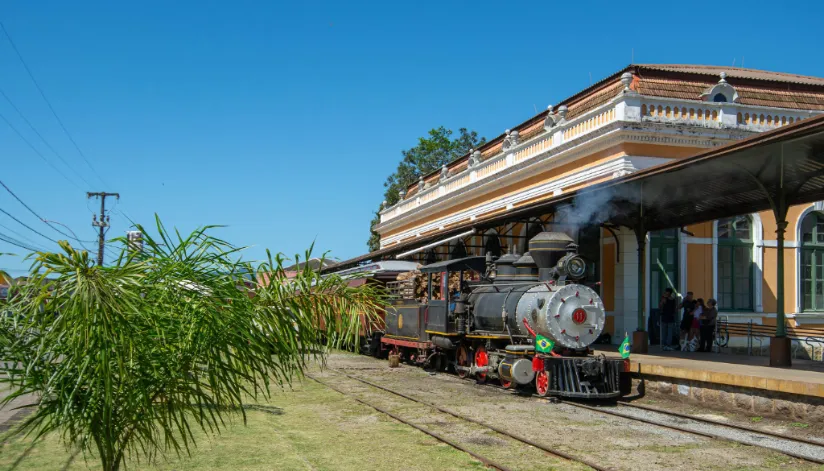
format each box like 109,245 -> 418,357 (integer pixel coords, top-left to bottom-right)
483,231 -> 502,258
800,212 -> 824,311
713,93 -> 728,103
717,216 -> 753,311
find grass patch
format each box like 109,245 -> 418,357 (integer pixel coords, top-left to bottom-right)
790,422 -> 810,428
0,379 -> 485,471
751,416 -> 763,422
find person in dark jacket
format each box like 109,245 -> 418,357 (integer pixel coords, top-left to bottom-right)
659,288 -> 678,349
698,298 -> 719,352
679,291 -> 696,350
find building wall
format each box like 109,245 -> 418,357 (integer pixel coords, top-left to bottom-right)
599,201 -> 824,344
686,244 -> 713,301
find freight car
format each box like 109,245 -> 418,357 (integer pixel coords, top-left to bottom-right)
379,231 -> 631,399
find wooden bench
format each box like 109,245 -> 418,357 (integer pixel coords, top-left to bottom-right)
718,320 -> 824,358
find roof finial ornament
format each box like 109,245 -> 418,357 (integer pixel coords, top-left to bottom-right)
502,129 -> 513,151
469,149 -> 481,168
719,71 -> 728,84
558,105 -> 568,121
398,189 -> 405,200
544,105 -> 562,129
620,72 -> 633,92
381,200 -> 387,209
418,174 -> 425,191
440,164 -> 449,182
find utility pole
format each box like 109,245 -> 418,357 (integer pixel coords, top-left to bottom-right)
87,192 -> 119,266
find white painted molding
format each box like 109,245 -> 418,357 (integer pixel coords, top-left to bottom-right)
752,213 -> 764,313
684,237 -> 713,245
379,155 -> 657,248
761,240 -> 800,248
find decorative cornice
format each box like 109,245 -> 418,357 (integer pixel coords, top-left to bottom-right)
376,121 -> 746,234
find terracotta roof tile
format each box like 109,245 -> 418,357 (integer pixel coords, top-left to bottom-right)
637,77 -> 824,111
567,82 -> 623,119
400,64 -> 824,195
637,64 -> 824,86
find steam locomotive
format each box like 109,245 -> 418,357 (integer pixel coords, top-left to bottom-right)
376,231 -> 631,399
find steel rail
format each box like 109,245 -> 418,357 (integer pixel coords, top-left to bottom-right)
561,401 -> 824,465
306,374 -> 513,471
450,374 -> 824,465
329,368 -> 612,471
618,401 -> 824,448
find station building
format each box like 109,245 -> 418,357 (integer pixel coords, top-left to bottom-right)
371,64 -> 824,344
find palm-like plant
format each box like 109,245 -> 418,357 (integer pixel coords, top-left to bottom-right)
0,217 -> 384,471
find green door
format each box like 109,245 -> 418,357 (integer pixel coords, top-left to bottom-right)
649,229 -> 679,317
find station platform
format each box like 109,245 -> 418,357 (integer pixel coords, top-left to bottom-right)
593,345 -> 824,399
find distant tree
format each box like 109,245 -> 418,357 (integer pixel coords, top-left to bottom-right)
367,127 -> 486,251
0,217 -> 385,471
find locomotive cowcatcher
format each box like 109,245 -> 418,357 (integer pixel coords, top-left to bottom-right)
380,231 -> 632,399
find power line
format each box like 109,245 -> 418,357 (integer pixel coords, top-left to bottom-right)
0,111 -> 83,190
0,87 -> 95,188
0,179 -> 96,252
0,221 -> 48,251
0,230 -> 42,252
0,22 -> 109,188
0,206 -> 58,245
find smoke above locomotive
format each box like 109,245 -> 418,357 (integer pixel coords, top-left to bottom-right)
466,231 -> 606,350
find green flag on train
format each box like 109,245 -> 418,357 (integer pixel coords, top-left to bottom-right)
535,334 -> 554,353
619,335 -> 631,359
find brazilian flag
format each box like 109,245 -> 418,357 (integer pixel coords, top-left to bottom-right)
535,335 -> 554,353
619,335 -> 631,359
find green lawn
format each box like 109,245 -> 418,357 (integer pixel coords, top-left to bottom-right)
0,378 -> 485,471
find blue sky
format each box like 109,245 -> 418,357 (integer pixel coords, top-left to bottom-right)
0,0 -> 822,273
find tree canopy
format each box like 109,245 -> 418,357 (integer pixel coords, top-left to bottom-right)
0,218 -> 385,471
367,127 -> 486,251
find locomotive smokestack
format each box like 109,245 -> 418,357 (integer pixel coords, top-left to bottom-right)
528,232 -> 574,281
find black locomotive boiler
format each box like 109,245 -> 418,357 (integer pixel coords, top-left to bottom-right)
381,231 -> 631,399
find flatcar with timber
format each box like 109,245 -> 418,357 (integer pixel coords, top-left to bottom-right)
381,231 -> 632,399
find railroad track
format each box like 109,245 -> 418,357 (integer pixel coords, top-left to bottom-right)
309,369 -> 612,471
445,373 -> 824,465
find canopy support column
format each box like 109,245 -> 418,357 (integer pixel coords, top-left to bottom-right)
632,189 -> 649,353
771,151 -> 791,367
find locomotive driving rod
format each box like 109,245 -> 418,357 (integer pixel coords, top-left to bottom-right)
455,365 -> 491,375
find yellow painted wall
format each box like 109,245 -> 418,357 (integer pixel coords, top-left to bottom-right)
687,244 -> 713,301
602,243 -> 615,311
762,247 -> 796,315
604,315 -> 615,337
686,221 -> 712,238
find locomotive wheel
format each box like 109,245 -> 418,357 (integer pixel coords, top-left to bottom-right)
535,370 -> 550,397
456,345 -> 470,378
474,346 -> 488,384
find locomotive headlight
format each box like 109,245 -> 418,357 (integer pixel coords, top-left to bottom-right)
562,255 -> 587,280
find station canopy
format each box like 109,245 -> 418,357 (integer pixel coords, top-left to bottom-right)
326,114 -> 824,273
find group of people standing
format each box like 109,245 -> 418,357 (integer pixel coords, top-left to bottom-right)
659,288 -> 718,352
